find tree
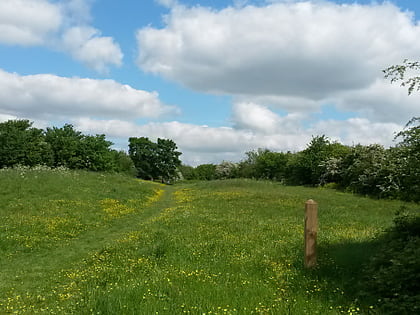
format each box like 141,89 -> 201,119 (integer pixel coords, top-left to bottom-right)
110,150 -> 137,176
178,164 -> 195,180
45,124 -> 84,168
78,134 -> 114,171
392,117 -> 420,201
194,164 -> 217,180
128,137 -> 182,182
0,119 -> 53,167
45,124 -> 114,171
384,61 -> 420,200
215,161 -> 238,179
128,137 -> 158,180
383,59 -> 420,95
156,138 -> 182,182
287,136 -> 332,185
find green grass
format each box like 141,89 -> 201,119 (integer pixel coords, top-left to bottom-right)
0,171 -> 417,314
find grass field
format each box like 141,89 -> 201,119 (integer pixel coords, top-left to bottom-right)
0,168 -> 417,314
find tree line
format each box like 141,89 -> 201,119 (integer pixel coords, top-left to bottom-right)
180,117 -> 420,202
0,119 -> 181,181
1,117 -> 419,201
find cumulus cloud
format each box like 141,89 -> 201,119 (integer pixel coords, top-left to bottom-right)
0,69 -> 177,121
0,0 -> 122,72
330,79 -> 420,124
0,0 -> 62,45
61,0 -> 93,24
137,1 -> 420,122
232,102 -> 305,134
62,26 -> 123,73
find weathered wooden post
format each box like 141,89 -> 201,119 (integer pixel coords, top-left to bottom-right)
304,199 -> 318,268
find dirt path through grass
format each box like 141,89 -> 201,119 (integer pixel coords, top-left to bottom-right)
0,184 -> 177,299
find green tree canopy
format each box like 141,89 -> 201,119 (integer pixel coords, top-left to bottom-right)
129,137 -> 181,182
0,119 -> 52,167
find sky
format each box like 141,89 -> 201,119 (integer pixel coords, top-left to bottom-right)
1,0 -> 420,165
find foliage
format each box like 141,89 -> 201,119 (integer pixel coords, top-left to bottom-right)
392,117 -> 420,201
339,144 -> 394,197
156,138 -> 182,182
383,59 -> 420,95
44,124 -> 115,171
0,120 -> 122,173
110,150 -> 137,176
44,124 -> 85,168
129,137 -> 181,182
193,163 -> 217,180
361,210 -> 420,314
178,164 -> 195,180
180,117 -> 418,202
0,120 -> 53,167
215,161 -> 238,179
247,149 -> 290,181
128,137 -> 157,179
286,136 -> 349,186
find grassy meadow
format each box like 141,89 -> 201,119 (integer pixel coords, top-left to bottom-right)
0,168 -> 418,314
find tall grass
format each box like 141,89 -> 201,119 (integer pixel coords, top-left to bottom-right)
0,173 -> 417,314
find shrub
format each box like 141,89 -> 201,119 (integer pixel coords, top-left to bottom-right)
360,210 -> 420,314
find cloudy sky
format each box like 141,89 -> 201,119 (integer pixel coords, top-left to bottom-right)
1,0 -> 419,165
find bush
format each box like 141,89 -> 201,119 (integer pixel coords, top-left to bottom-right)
360,210 -> 420,314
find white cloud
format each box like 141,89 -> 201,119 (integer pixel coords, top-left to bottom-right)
330,79 -> 420,124
0,69 -> 177,121
232,102 -> 305,134
137,1 -> 420,122
62,26 -> 123,73
0,114 -> 18,122
311,118 -> 401,147
0,0 -> 62,45
61,0 -> 93,24
0,0 -> 123,72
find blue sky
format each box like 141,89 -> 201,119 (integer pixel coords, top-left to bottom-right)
1,0 -> 419,165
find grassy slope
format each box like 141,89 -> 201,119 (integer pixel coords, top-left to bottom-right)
0,172 -> 417,314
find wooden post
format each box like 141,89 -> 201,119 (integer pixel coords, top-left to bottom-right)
304,199 -> 318,268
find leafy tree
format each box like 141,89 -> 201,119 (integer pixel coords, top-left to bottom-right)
128,137 -> 158,180
0,120 -> 53,167
110,150 -> 137,176
392,117 -> 420,201
178,164 -> 195,180
287,136 -> 332,185
156,138 -> 182,182
237,149 -> 290,181
215,161 -> 238,179
45,124 -> 114,171
129,137 -> 182,182
45,124 -> 84,168
339,144 -> 396,197
78,134 -> 114,171
194,164 -> 217,180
